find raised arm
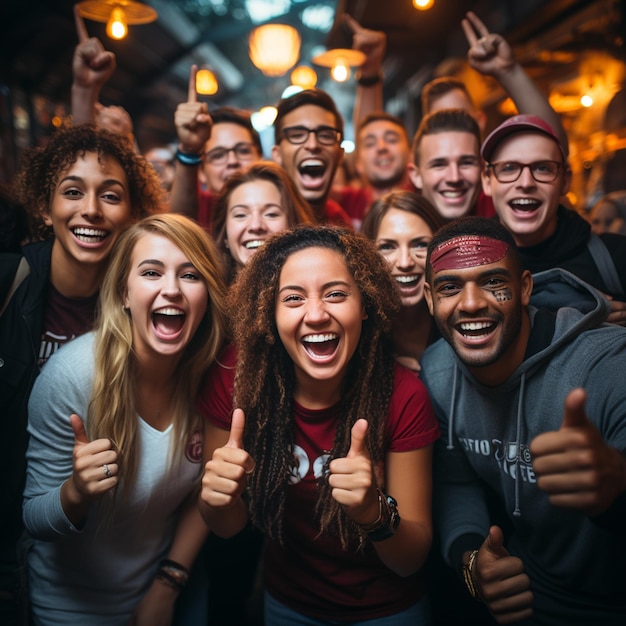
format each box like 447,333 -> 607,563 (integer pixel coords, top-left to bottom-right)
329,419 -> 433,577
462,11 -> 569,154
168,65 -> 213,219
199,409 -> 253,538
344,14 -> 385,129
71,5 -> 116,125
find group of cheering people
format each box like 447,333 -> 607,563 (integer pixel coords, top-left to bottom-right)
1,7 -> 626,626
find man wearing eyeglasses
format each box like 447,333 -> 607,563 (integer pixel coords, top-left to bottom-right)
481,114 -> 626,324
272,89 -> 352,227
169,66 -> 263,228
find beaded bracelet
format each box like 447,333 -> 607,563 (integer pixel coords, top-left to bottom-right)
156,558 -> 189,591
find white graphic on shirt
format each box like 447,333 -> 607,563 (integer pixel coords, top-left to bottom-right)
458,436 -> 536,483
289,444 -> 330,484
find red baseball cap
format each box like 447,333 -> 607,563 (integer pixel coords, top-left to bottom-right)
481,114 -> 567,162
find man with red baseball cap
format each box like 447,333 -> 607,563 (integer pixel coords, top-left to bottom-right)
481,114 -> 626,324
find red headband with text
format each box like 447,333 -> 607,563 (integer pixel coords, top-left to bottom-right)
430,235 -> 510,273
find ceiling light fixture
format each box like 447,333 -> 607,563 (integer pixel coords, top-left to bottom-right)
413,0 -> 435,10
76,1 -> 158,41
196,68 -> 218,95
312,49 -> 365,83
249,24 -> 301,77
290,65 -> 317,90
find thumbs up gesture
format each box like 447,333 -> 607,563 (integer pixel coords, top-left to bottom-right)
201,409 -> 255,509
471,526 -> 533,624
328,419 -> 379,525
174,64 -> 212,155
68,413 -> 118,500
530,388 -> 626,515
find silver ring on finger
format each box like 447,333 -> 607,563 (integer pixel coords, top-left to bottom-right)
103,464 -> 112,478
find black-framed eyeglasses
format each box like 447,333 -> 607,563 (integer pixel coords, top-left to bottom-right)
488,160 -> 563,183
280,125 -> 342,146
204,142 -> 256,165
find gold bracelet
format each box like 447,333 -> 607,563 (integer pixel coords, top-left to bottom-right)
462,549 -> 482,601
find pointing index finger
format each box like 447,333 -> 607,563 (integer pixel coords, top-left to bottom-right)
74,4 -> 89,43
188,65 -> 198,103
343,14 -> 362,35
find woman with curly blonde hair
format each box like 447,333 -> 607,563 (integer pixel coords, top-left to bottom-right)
199,225 -> 439,624
24,213 -> 228,625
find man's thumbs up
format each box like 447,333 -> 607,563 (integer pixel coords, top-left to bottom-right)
560,388 -> 588,429
471,526 -> 533,622
531,387 -> 626,515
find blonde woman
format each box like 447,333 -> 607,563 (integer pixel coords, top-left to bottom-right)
23,214 -> 227,625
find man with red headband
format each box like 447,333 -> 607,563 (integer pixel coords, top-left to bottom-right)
421,216 -> 626,626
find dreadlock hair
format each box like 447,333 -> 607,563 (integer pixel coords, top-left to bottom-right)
13,124 -> 162,240
228,225 -> 400,549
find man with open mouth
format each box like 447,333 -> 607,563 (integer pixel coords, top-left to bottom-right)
421,215 -> 626,626
481,114 -> 626,324
272,89 -> 352,228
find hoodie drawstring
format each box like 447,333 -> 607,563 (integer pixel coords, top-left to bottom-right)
447,365 -> 459,450
513,373 -> 526,518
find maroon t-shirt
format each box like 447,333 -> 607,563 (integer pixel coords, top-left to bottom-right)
198,189 -> 217,231
323,199 -> 353,228
198,345 -> 439,620
38,282 -> 98,366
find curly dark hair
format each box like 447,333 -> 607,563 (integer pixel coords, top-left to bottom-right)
228,224 -> 400,548
13,124 -> 163,240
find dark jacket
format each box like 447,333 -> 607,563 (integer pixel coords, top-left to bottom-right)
518,205 -> 626,298
0,241 -> 51,574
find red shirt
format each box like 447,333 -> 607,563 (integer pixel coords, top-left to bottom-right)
198,345 -> 439,620
38,282 -> 97,366
197,189 -> 217,231
323,199 -> 353,228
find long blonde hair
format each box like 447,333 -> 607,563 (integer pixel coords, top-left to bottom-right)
88,214 -> 228,497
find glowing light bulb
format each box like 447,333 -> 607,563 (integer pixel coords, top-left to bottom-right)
290,66 -> 317,90
331,60 -> 349,82
580,94 -> 593,108
106,7 -> 128,40
196,69 -> 218,95
413,0 -> 434,9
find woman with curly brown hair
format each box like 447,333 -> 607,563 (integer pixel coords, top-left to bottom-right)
0,123 -> 162,623
198,225 -> 439,624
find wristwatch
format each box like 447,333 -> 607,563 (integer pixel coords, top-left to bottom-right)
359,490 -> 400,542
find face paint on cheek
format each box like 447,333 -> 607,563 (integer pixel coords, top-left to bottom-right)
493,288 -> 512,303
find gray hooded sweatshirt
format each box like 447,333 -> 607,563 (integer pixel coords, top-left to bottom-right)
421,268 -> 626,626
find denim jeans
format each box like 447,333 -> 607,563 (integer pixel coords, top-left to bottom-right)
264,591 -> 431,626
